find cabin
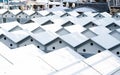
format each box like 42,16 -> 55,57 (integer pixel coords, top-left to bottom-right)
2,10 -> 16,23
0,9 -> 8,23
23,10 -> 43,19
31,31 -> 67,52
91,34 -> 120,50
76,39 -> 106,58
16,11 -> 31,24
0,30 -> 32,49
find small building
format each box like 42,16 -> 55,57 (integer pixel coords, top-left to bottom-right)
2,10 -> 16,23
60,32 -> 101,57
31,31 -> 67,52
0,30 -> 32,49
91,34 -> 120,50
16,11 -> 31,24
76,39 -> 106,58
0,9 -> 8,23
109,44 -> 120,57
23,10 -> 43,19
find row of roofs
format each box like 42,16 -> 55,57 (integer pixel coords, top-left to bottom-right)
0,11 -> 120,58
0,43 -> 120,75
0,8 -> 120,24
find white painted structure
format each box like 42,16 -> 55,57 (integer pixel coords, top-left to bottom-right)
31,31 -> 67,52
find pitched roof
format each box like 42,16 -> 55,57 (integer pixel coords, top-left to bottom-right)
31,31 -> 58,45
39,47 -> 84,70
60,32 -> 88,47
91,34 -> 120,49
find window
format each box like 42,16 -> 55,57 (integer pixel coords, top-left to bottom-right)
114,24 -> 117,27
4,37 -> 6,40
26,16 -> 27,18
59,41 -> 62,44
19,16 -> 21,18
53,47 -> 55,49
30,39 -> 33,42
10,44 -> 13,46
33,16 -> 35,18
37,46 -> 40,48
5,15 -> 7,17
36,13 -> 38,15
116,15 -> 119,18
83,49 -> 86,52
90,43 -> 93,46
24,44 -> 26,46
92,23 -> 95,26
116,52 -> 120,55
98,50 -> 101,53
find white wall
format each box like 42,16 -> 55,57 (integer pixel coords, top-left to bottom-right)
110,31 -> 120,41
2,12 -> 16,23
32,39 -> 46,51
17,37 -> 33,47
16,12 -> 30,24
0,35 -> 18,49
76,40 -> 105,55
46,38 -> 67,52
109,45 -> 120,57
